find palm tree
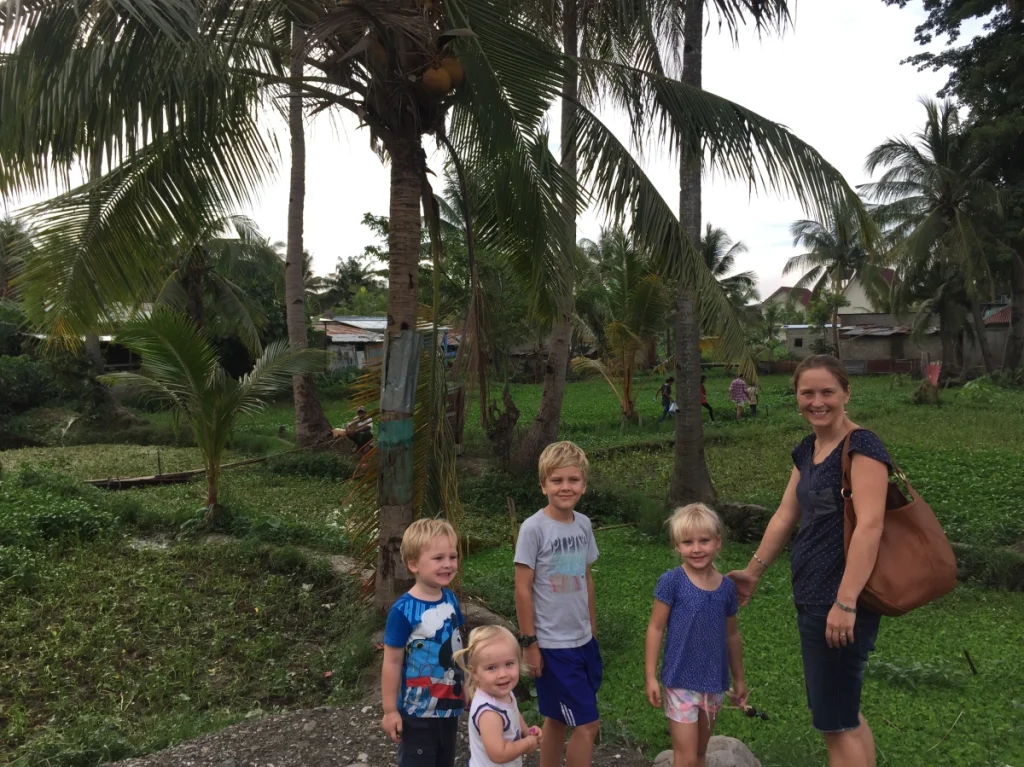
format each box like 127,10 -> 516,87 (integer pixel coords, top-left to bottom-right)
573,226 -> 669,421
156,214 -> 283,353
1,0 -> 870,606
784,201 -> 872,359
0,218 -> 31,302
862,99 -> 1002,372
286,23 -> 334,448
101,310 -> 324,521
700,223 -> 758,315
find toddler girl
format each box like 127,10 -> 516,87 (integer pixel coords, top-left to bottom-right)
644,504 -> 748,767
455,625 -> 542,767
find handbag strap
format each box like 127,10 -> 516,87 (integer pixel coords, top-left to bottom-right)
840,428 -> 916,499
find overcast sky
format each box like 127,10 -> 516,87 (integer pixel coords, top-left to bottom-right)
5,1 -> 983,300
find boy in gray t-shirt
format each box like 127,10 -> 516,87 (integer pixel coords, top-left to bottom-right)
514,441 -> 601,767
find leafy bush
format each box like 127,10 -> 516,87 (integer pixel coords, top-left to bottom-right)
263,451 -> 356,479
0,355 -> 55,415
314,367 -> 361,400
0,545 -> 41,593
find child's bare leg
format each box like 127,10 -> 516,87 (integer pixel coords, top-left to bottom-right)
566,721 -> 600,767
540,717 -> 567,767
695,708 -> 717,767
669,719 -> 700,767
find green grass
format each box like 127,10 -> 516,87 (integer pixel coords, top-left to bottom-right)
464,530 -> 1024,767
0,469 -> 377,766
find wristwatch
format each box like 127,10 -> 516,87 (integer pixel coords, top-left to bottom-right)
517,634 -> 538,648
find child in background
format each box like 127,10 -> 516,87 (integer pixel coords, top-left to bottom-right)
659,377 -> 675,423
455,625 -> 543,767
728,375 -> 749,421
700,376 -> 714,421
381,519 -> 465,767
645,504 -> 748,767
514,440 -> 602,767
747,381 -> 759,417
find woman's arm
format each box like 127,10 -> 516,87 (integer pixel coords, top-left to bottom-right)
826,452 -> 888,647
644,599 -> 670,707
727,467 -> 802,605
725,615 -> 747,707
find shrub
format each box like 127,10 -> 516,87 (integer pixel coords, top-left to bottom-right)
314,367 -> 361,400
0,545 -> 41,594
263,451 -> 355,480
0,355 -> 55,415
953,543 -> 1024,592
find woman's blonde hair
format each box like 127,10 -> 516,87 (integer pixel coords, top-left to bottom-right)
668,503 -> 724,547
453,625 -> 523,699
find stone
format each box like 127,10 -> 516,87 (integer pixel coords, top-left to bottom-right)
653,737 -> 760,767
216,761 -> 238,767
716,503 -> 772,543
302,721 -> 316,733
461,600 -> 516,633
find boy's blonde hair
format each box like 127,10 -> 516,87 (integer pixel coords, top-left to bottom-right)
400,518 -> 458,566
453,625 -> 523,699
537,440 -> 590,484
668,503 -> 724,546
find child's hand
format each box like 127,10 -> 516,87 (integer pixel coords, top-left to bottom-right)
645,677 -> 662,708
528,726 -> 543,746
381,710 -> 402,743
522,733 -> 541,754
524,645 -> 543,678
729,682 -> 749,709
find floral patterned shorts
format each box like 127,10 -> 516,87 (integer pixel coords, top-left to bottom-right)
663,687 -> 724,724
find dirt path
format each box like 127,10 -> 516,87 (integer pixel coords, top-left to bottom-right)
106,704 -> 652,767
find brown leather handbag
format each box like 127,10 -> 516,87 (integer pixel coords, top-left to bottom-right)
841,430 -> 958,617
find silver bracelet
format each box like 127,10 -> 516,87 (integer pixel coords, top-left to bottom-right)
753,554 -> 768,569
835,599 -> 857,614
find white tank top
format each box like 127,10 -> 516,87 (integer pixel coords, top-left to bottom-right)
468,689 -> 524,767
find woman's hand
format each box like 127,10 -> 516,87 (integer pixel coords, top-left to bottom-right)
726,567 -> 761,607
524,644 -> 543,678
825,603 -> 856,648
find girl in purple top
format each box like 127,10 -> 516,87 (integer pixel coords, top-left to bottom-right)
645,504 -> 748,767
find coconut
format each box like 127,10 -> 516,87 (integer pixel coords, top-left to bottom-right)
440,57 -> 463,87
421,66 -> 452,96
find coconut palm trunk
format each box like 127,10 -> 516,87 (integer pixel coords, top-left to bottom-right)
969,296 -> 995,373
1007,252 -> 1024,370
670,0 -> 715,507
286,24 -> 333,448
375,135 -> 426,609
511,0 -> 578,473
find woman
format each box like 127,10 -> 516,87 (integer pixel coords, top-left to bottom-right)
729,355 -> 891,767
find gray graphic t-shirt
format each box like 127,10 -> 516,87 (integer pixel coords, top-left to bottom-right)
514,510 -> 599,649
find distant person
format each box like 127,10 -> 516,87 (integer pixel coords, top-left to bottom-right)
659,377 -> 675,423
728,355 -> 892,767
728,375 -> 749,422
700,376 -> 714,422
645,504 -> 748,767
332,406 -> 373,451
747,381 -> 759,418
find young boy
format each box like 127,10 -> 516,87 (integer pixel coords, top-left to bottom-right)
746,380 -> 759,417
381,518 -> 465,767
514,441 -> 601,767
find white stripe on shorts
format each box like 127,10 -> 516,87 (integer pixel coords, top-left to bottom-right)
560,702 -> 576,727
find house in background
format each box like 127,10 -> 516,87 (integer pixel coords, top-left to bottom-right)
759,286 -> 812,318
840,268 -> 895,314
315,316 -> 459,370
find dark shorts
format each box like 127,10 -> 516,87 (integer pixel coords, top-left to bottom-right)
535,638 -> 602,727
399,716 -> 459,767
797,604 -> 881,733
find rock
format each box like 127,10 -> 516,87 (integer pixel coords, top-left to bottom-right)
357,753 -> 369,763
302,721 -> 316,733
653,737 -> 760,767
461,600 -> 516,633
716,502 -> 772,543
217,761 -> 238,767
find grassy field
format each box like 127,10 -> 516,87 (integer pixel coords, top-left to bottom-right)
2,372 -> 1023,766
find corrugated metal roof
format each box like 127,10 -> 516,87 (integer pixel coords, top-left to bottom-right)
328,333 -> 382,344
984,305 -> 1011,325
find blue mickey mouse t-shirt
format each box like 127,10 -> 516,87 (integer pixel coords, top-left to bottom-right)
383,589 -> 465,717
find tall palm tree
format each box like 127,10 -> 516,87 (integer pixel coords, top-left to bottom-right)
0,218 -> 31,301
784,201 -> 872,358
286,23 -> 334,448
102,310 -> 324,521
573,226 -> 669,421
1,0 -> 869,606
700,223 -> 758,314
862,99 -> 1002,372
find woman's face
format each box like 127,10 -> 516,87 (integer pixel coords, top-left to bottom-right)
796,367 -> 850,429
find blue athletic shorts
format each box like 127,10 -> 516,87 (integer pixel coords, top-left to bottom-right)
535,638 -> 602,726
